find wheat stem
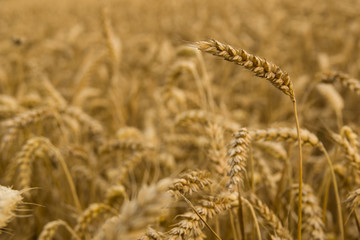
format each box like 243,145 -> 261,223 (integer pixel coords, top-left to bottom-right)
237,185 -> 246,240
293,99 -> 303,240
242,198 -> 262,240
320,144 -> 344,240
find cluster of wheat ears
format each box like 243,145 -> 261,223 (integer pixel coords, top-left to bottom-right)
1,0 -> 360,239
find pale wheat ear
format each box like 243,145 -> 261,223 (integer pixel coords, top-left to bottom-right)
93,179 -> 173,239
196,39 -> 304,240
316,83 -> 344,128
0,186 -> 23,233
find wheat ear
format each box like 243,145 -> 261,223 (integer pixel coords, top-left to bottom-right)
196,40 -> 294,98
340,126 -> 359,152
168,193 -> 233,240
316,83 -> 344,128
248,194 -> 292,240
196,39 -> 304,239
205,123 -> 227,176
13,137 -> 82,211
293,184 -> 325,240
169,170 -> 212,198
320,71 -> 360,95
0,186 -> 23,233
345,188 -> 360,215
139,227 -> 166,240
38,219 -> 80,240
0,107 -> 56,152
74,203 -> 117,239
94,178 -> 173,239
227,128 -> 251,239
227,128 -> 251,188
251,127 -> 344,239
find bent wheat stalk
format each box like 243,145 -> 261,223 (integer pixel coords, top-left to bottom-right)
38,219 -> 80,240
196,39 -> 304,239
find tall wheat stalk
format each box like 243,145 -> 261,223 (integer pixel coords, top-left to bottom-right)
196,39 -> 304,239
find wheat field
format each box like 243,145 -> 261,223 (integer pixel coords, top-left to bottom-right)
1,0 -> 360,239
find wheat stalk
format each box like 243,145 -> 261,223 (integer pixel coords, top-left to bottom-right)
196,39 -> 304,239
